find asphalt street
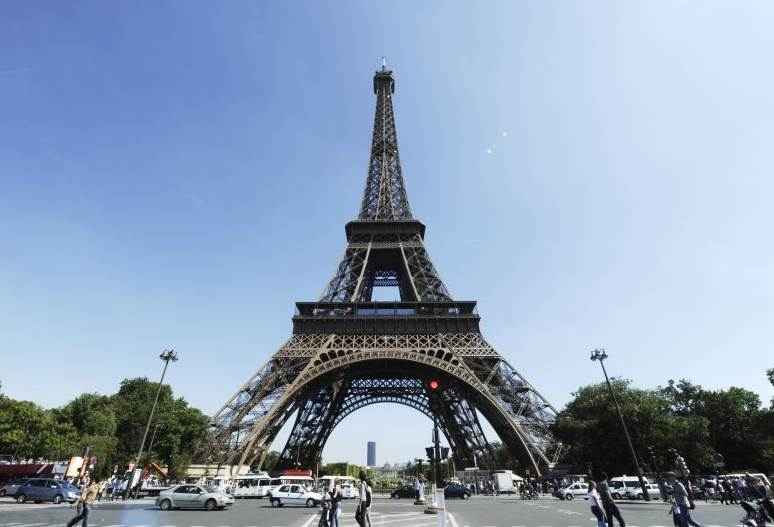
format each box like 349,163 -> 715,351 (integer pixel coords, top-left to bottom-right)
0,495 -> 761,527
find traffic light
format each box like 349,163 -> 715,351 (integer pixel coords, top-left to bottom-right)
428,379 -> 440,391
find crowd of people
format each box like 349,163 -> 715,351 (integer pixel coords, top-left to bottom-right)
320,473 -> 372,527
695,474 -> 771,504
585,472 -> 774,527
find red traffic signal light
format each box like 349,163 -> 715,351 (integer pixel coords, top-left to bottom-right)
429,380 -> 440,390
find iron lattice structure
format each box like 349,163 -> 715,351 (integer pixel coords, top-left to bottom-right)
208,66 -> 562,475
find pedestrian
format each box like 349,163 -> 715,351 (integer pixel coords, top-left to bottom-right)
587,481 -> 606,527
356,474 -> 372,527
328,483 -> 342,527
666,472 -> 702,527
598,473 -> 625,527
67,479 -> 100,527
97,480 -> 108,502
721,479 -> 734,505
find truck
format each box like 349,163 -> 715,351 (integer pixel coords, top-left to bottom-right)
493,470 -> 515,494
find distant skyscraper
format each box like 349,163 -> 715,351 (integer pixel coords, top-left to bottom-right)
367,441 -> 376,467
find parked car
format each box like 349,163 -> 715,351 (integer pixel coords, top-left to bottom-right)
623,484 -> 661,500
0,478 -> 29,497
558,481 -> 588,500
156,484 -> 234,511
15,479 -> 80,504
444,483 -> 471,499
391,485 -> 417,499
269,484 -> 322,507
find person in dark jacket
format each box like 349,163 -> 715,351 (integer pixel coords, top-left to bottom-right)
328,483 -> 342,527
598,473 -> 626,527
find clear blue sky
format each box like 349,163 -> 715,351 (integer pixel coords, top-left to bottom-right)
2,1 -> 773,466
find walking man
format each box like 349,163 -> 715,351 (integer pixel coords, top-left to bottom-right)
357,474 -> 372,527
328,482 -> 342,527
667,472 -> 702,527
599,473 -> 626,527
67,479 -> 100,527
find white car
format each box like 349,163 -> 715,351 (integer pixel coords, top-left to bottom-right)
624,484 -> 661,500
156,484 -> 234,511
269,484 -> 323,507
560,482 -> 588,500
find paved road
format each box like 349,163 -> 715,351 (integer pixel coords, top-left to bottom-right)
0,495 -> 760,527
447,495 -> 752,527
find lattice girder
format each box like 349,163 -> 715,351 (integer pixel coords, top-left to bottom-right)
208,66 -> 562,475
213,333 -> 558,474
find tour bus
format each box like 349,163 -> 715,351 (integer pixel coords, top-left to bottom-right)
316,475 -> 358,498
232,472 -> 273,499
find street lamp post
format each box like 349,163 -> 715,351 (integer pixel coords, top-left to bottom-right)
590,348 -> 650,501
147,423 -> 163,464
126,348 -> 178,497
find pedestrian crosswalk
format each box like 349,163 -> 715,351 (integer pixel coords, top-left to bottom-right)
0,511 -> 444,527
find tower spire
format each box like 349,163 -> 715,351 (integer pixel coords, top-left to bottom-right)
358,66 -> 413,220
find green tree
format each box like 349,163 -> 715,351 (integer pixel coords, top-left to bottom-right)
0,398 -> 79,460
54,393 -> 117,437
553,379 -> 715,475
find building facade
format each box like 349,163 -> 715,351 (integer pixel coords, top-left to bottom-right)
367,441 -> 376,467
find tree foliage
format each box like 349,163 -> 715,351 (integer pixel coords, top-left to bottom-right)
554,375 -> 774,476
0,377 -> 208,479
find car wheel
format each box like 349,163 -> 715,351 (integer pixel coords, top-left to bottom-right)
205,498 -> 217,511
53,495 -> 63,504
16,493 -> 27,503
565,494 -> 573,500
277,499 -> 284,507
0,489 -> 5,497
159,499 -> 172,511
636,494 -> 643,500
306,498 -> 316,507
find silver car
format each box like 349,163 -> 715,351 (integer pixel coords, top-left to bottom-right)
0,478 -> 29,497
156,484 -> 234,511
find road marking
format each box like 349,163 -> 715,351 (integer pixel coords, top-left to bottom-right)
300,512 -> 318,527
369,516 -> 428,525
447,511 -> 459,527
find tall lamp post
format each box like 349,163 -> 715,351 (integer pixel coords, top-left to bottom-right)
127,348 -> 178,497
590,348 -> 650,501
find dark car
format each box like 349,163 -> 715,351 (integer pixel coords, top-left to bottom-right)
390,485 -> 417,499
444,483 -> 471,500
16,479 -> 80,504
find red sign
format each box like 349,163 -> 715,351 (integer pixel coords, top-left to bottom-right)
281,468 -> 313,477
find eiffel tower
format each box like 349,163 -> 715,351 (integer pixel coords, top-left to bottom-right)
208,65 -> 561,475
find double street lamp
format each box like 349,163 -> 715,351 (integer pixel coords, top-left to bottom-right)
590,348 -> 650,501
126,348 -> 178,497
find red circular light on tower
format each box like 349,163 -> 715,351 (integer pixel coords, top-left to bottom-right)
429,380 -> 440,390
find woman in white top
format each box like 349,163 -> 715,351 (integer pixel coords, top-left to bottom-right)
587,481 -> 606,527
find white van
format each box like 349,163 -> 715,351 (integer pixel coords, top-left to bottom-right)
233,473 -> 273,498
317,476 -> 358,498
609,476 -> 650,499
